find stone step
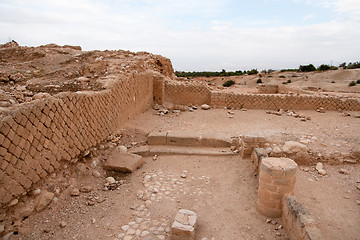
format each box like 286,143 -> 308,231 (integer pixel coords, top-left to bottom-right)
148,131 -> 232,148
129,145 -> 238,157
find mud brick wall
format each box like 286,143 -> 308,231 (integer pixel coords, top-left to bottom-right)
210,91 -> 360,111
164,80 -> 211,105
0,71 -> 155,206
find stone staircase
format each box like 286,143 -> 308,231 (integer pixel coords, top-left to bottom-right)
130,131 -> 238,156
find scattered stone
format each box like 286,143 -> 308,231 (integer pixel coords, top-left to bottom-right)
33,92 -> 51,100
339,169 -> 350,175
76,163 -> 88,175
137,190 -> 144,199
104,151 -> 144,173
118,145 -> 128,153
356,200 -> 360,205
266,218 -> 272,223
121,225 -> 130,231
33,188 -> 41,196
318,169 -> 327,176
105,177 -> 116,184
92,170 -> 101,178
79,186 -> 92,193
70,188 -> 80,196
201,104 -> 211,110
315,163 -> 323,171
0,224 -> 4,233
83,150 -> 91,157
317,107 -> 325,113
60,221 -> 67,228
282,141 -> 308,154
180,173 -> 187,178
153,104 -> 161,110
34,191 -> 54,212
9,199 -> 18,206
343,159 -> 357,164
153,155 -> 158,161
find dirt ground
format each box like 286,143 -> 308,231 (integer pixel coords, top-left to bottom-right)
5,108 -> 359,240
12,155 -> 288,240
192,69 -> 360,96
127,108 -> 360,161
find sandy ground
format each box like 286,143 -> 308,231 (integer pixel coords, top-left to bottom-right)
192,69 -> 360,95
296,164 -> 360,240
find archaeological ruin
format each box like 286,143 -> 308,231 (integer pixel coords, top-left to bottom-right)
0,42 -> 359,239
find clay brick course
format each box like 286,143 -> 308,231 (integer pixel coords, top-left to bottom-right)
257,157 -> 298,218
0,71 -> 156,206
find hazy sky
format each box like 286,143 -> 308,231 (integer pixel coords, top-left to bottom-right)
0,0 -> 359,71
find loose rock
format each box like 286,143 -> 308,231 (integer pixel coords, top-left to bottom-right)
201,104 -> 211,110
339,169 -> 350,175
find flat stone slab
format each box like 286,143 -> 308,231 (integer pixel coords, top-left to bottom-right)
148,130 -> 232,148
104,149 -> 143,173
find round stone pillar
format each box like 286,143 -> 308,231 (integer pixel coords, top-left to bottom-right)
256,157 -> 297,217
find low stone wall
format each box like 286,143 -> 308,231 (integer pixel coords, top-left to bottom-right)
282,195 -> 323,240
211,91 -> 360,111
164,80 -> 211,105
0,71 -> 155,207
163,80 -> 360,111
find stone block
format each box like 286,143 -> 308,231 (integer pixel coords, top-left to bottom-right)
104,148 -> 143,173
251,147 -> 268,173
148,131 -> 167,145
171,209 -> 197,240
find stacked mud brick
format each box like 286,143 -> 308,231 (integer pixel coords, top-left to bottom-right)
0,71 -> 155,206
153,73 -> 166,105
164,80 -> 211,105
258,84 -> 279,94
171,209 -> 197,240
240,135 -> 267,157
210,92 -> 360,111
257,157 -> 297,218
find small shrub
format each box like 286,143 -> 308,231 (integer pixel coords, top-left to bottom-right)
330,66 -> 338,70
287,80 -> 292,83
247,69 -> 258,75
282,82 -> 287,85
349,81 -> 356,87
256,79 -> 262,84
222,80 -> 235,87
299,64 -> 316,72
357,80 -> 360,84
317,64 -> 331,71
339,62 -> 346,68
279,75 -> 286,78
347,62 -> 360,69
280,69 -> 299,72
